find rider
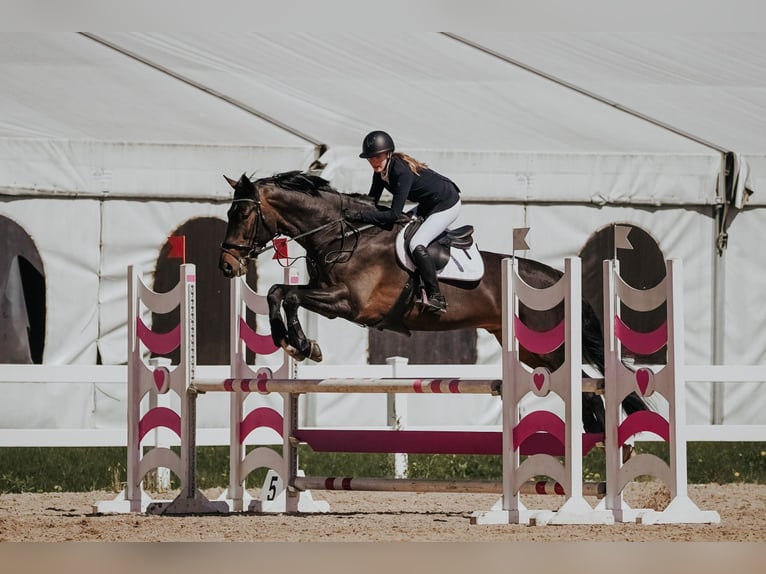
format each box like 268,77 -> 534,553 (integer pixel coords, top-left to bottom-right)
348,130 -> 462,314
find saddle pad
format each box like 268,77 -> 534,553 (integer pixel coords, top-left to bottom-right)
395,224 -> 485,282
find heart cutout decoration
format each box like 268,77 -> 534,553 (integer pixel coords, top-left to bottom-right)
533,371 -> 546,391
636,368 -> 651,395
153,367 -> 169,393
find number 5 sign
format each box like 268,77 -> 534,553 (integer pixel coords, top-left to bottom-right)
247,470 -> 330,513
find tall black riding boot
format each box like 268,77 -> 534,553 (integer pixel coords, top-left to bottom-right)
411,245 -> 447,313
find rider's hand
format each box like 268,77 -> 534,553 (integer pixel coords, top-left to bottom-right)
343,208 -> 366,223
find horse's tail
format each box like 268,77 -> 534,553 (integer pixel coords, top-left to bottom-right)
581,300 -> 605,375
580,300 -> 650,434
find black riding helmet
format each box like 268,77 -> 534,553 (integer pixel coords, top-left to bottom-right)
359,130 -> 395,158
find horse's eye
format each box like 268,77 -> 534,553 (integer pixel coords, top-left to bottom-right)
229,205 -> 250,220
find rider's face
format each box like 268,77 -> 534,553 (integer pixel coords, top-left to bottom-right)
367,152 -> 388,173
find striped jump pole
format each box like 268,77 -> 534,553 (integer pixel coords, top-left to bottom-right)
294,476 -> 607,497
192,377 -> 502,395
193,377 -> 603,396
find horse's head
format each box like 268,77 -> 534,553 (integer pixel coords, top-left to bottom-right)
219,173 -> 280,278
219,170 -> 363,277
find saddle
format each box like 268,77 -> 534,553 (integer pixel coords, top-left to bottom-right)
376,219 -> 481,335
403,219 -> 475,271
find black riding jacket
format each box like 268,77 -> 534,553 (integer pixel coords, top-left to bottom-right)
359,155 -> 460,226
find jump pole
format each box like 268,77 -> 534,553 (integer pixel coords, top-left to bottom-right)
294,476 -> 606,497
192,378 -> 502,395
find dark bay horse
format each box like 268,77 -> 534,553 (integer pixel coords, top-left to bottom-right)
218,171 -> 648,433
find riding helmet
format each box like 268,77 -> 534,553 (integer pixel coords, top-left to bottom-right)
359,130 -> 395,158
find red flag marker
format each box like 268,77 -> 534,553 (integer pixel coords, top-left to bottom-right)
273,237 -> 289,261
168,235 -> 186,263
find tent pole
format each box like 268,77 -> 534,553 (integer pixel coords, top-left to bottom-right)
711,154 -> 729,425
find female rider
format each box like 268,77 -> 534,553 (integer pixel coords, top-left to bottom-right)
348,130 -> 462,314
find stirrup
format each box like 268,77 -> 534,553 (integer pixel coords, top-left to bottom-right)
422,294 -> 447,313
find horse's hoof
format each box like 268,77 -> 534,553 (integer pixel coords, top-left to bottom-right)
308,340 -> 323,362
281,341 -> 307,362
622,444 -> 636,463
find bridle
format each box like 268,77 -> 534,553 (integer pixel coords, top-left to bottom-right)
219,183 -> 280,272
220,183 -> 366,272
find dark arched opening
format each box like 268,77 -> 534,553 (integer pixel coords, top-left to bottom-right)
152,217 -> 257,365
579,223 -> 667,364
0,216 -> 46,364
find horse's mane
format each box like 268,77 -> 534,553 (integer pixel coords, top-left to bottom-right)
263,171 -> 336,196
262,170 -> 374,206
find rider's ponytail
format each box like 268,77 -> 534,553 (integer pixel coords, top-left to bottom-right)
394,152 -> 429,175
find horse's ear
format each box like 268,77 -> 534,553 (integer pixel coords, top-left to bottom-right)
224,175 -> 238,188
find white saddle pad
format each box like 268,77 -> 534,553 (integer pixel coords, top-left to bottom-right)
395,223 -> 485,282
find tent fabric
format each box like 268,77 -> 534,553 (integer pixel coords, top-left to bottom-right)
0,32 -> 764,429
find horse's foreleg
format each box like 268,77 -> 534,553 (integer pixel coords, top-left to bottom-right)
281,288 -> 320,362
266,284 -> 318,361
281,285 -> 355,363
266,284 -> 290,349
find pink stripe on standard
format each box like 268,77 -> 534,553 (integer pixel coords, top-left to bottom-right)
138,407 -> 181,442
136,318 -> 180,355
513,316 -> 565,354
614,317 -> 667,356
294,429 -> 502,455
239,318 -> 279,355
618,411 -> 670,446
239,407 -> 284,443
512,411 -> 566,451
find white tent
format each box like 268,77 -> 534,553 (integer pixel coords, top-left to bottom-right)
0,32 -> 763,428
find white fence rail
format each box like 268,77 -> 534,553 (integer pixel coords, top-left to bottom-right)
0,362 -> 764,447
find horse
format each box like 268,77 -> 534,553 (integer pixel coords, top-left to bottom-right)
218,170 -> 649,434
